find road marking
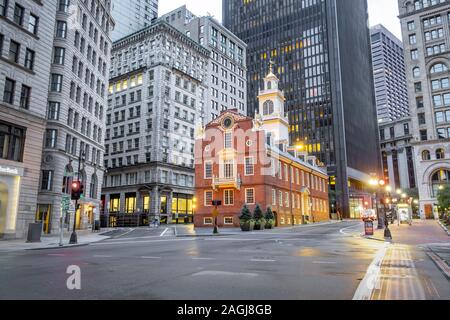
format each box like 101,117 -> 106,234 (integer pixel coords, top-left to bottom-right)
192,257 -> 215,261
192,271 -> 258,277
340,224 -> 361,236
91,238 -> 197,246
312,261 -> 337,265
251,259 -> 277,262
93,255 -> 113,258
160,228 -> 169,237
141,256 -> 162,260
113,228 -> 135,239
353,242 -> 390,300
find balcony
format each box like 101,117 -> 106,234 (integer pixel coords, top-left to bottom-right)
212,175 -> 241,191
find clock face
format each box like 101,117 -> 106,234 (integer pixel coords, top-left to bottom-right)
222,117 -> 234,129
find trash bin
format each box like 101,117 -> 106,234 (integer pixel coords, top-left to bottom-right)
94,220 -> 101,231
26,223 -> 43,243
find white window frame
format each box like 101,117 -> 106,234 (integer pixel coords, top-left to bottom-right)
224,189 -> 234,206
272,189 -> 277,206
224,131 -> 232,149
204,217 -> 213,225
204,190 -> 213,206
244,156 -> 254,176
224,217 -> 234,225
204,160 -> 213,179
245,188 -> 255,205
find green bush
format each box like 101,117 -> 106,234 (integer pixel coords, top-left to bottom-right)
239,205 -> 253,222
265,207 -> 275,221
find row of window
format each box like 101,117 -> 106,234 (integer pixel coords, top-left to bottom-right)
0,35 -> 35,71
2,77 -> 31,109
0,1 -> 39,35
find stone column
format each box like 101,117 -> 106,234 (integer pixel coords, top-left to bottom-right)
167,191 -> 174,224
397,148 -> 410,189
135,191 -> 142,213
386,151 -> 395,188
119,192 -> 126,213
151,186 -> 160,219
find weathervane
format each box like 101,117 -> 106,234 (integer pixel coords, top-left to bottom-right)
269,59 -> 275,73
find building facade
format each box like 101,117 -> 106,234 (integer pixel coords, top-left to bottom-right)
161,5 -> 248,121
101,20 -> 210,225
371,24 -> 410,122
379,117 -> 417,191
398,0 -> 450,219
195,70 -> 329,227
36,0 -> 114,234
223,0 -> 381,218
111,0 -> 158,41
0,0 -> 56,239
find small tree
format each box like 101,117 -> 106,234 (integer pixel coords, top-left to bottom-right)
253,205 -> 264,221
437,185 -> 450,223
239,205 -> 253,222
265,207 -> 275,221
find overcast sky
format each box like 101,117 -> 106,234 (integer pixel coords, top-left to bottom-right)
159,0 -> 402,40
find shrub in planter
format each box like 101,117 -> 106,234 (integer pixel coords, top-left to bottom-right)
239,205 -> 254,232
265,207 -> 275,229
253,205 -> 266,230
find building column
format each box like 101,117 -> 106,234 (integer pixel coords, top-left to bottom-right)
397,148 -> 410,189
151,186 -> 160,218
104,194 -> 110,215
135,191 -> 142,213
119,192 -> 126,213
386,151 -> 395,188
167,191 -> 174,224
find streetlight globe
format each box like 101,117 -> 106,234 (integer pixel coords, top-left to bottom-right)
386,186 -> 392,192
396,189 -> 402,195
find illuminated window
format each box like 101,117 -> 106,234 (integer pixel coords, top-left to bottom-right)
143,195 -> 150,213
125,194 -> 136,213
137,73 -> 143,85
224,217 -> 234,225
204,217 -> 213,225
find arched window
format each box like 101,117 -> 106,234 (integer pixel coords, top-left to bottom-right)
431,169 -> 450,196
267,81 -> 272,90
263,100 -> 274,115
422,150 -> 431,161
436,148 -> 445,160
413,67 -> 420,78
89,174 -> 98,199
430,63 -> 448,74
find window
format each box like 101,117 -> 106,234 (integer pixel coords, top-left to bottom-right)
224,217 -> 234,225
414,82 -> 422,93
413,67 -> 420,78
0,0 -> 7,16
245,157 -> 254,175
0,121 -> 25,162
56,21 -> 67,38
50,74 -> 63,92
204,161 -> 213,179
272,189 -> 276,206
28,13 -> 39,34
420,129 -> 428,141
3,78 -> 15,104
263,100 -> 274,115
204,217 -> 213,225
407,21 -> 415,31
53,47 -> 65,65
245,188 -> 255,204
24,49 -> 35,70
224,132 -> 232,148
9,40 -> 20,63
436,148 -> 445,160
411,49 -> 418,60
13,4 -> 24,26
409,34 -> 416,45
41,170 -> 53,191
58,0 -> 69,12
435,111 -> 445,123
19,85 -> 31,109
224,189 -> 234,206
431,169 -> 450,197
204,191 -> 213,206
45,129 -> 57,148
431,63 -> 448,74
48,102 -> 60,120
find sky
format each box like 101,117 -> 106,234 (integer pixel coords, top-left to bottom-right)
159,0 -> 402,40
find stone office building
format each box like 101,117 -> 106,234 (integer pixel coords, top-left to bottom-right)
0,0 -> 56,239
161,5 -> 248,120
101,20 -> 210,225
398,0 -> 450,219
379,117 -> 417,191
37,0 -> 114,234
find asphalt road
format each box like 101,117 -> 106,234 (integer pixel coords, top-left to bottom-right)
0,221 -> 448,300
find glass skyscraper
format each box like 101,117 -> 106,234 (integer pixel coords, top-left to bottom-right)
223,0 -> 381,217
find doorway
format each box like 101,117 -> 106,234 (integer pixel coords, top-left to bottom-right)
0,182 -> 9,235
36,204 -> 52,234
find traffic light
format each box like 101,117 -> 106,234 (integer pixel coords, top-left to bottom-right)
71,181 -> 82,200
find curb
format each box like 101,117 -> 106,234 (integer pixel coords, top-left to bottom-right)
26,243 -> 90,251
427,251 -> 450,281
437,221 -> 450,236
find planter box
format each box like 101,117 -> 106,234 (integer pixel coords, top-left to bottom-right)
254,219 -> 266,231
265,220 -> 275,229
240,220 -> 255,232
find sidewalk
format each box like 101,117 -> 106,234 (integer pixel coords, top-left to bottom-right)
364,219 -> 450,245
174,220 -> 343,237
0,229 -> 113,252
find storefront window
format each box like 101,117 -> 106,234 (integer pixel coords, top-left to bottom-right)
125,193 -> 136,213
109,195 -> 120,212
0,121 -> 25,162
172,194 -> 194,215
143,195 -> 150,213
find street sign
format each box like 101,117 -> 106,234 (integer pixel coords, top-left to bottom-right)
61,195 -> 70,212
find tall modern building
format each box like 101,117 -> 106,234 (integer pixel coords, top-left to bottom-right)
37,0 -> 115,234
101,20 -> 210,225
370,24 -> 409,123
160,5 -> 247,120
111,0 -> 158,41
223,0 -> 381,217
398,0 -> 450,219
0,0 -> 56,239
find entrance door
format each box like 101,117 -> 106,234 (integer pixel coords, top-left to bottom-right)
424,205 -> 433,219
160,196 -> 167,214
36,205 -> 52,234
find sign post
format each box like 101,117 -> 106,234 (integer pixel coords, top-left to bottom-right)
212,200 -> 221,235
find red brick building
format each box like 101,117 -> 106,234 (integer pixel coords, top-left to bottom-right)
194,69 -> 329,227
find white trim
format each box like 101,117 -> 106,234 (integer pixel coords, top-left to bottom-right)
224,189 -> 234,206
204,217 -> 213,225
204,160 -> 213,179
224,217 -> 234,225
244,156 -> 255,176
204,190 -> 213,207
245,188 -> 255,205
